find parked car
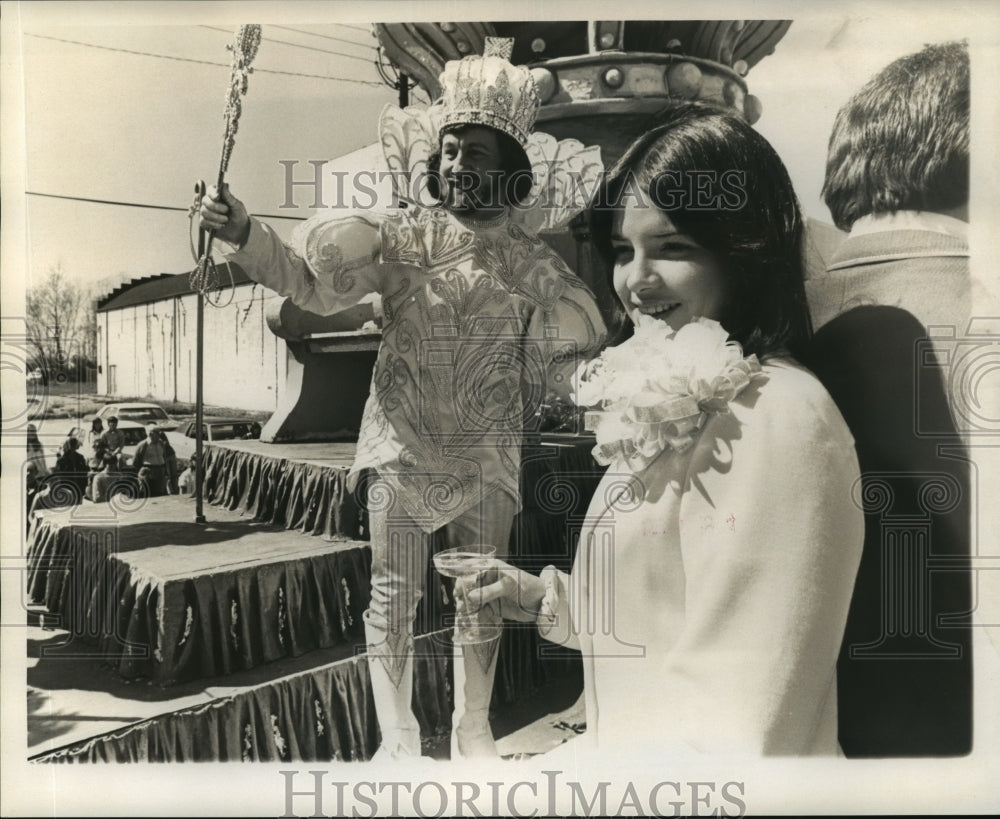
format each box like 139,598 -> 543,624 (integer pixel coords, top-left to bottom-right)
166,418 -> 262,463
85,402 -> 177,431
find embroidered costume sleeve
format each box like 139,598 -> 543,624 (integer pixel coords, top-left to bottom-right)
525,249 -> 608,402
226,212 -> 385,314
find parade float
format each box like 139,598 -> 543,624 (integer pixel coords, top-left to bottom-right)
26,20 -> 792,763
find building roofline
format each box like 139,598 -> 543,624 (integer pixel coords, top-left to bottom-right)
97,263 -> 251,312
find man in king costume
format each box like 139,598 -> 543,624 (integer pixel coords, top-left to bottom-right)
199,37 -> 607,759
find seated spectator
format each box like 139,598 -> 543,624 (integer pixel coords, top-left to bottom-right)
85,441 -> 108,501
100,416 -> 125,458
177,458 -> 196,496
91,454 -> 121,503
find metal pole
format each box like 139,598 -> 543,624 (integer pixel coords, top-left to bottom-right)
194,283 -> 206,524
193,184 -> 208,525
399,71 -> 409,107
189,26 -> 260,524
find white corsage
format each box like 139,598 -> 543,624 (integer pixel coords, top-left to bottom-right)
573,316 -> 763,471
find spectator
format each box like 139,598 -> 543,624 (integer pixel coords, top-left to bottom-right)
85,440 -> 108,501
133,424 -> 168,496
100,416 -> 125,459
91,454 -> 122,503
177,458 -> 196,496
87,418 -> 104,449
53,438 -> 88,503
25,461 -> 40,529
159,429 -> 180,494
806,41 -> 972,757
26,423 -> 50,479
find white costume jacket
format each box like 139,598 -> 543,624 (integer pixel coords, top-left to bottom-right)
227,205 -> 607,531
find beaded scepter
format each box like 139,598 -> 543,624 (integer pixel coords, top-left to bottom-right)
190,25 -> 260,524
191,24 -> 262,292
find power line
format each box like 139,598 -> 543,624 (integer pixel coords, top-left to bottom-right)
200,24 -> 377,64
332,24 -> 372,33
23,32 -> 385,87
268,24 -> 377,52
25,190 -> 307,221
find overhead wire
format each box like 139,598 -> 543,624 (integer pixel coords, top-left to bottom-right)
26,191 -> 307,221
268,24 -> 376,51
23,32 -> 385,86
24,24 -> 391,309
198,24 -> 377,64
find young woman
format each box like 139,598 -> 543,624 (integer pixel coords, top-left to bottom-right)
465,104 -> 865,757
87,418 -> 105,450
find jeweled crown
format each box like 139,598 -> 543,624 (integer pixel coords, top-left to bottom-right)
438,37 -> 540,147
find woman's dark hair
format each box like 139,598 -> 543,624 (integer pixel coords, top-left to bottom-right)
589,102 -> 811,361
822,41 -> 969,231
91,418 -> 103,431
426,124 -> 534,208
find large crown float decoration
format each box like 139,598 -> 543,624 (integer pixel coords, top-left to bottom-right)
375,20 -> 790,167
371,19 -> 791,327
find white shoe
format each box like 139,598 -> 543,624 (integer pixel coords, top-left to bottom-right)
371,732 -> 421,762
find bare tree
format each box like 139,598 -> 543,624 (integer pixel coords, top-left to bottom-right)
26,264 -> 98,381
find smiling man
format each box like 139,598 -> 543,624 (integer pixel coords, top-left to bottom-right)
198,38 -> 606,761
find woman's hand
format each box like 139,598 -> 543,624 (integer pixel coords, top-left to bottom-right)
455,559 -> 548,623
198,183 -> 251,248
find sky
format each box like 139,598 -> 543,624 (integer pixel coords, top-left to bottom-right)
10,9 -> 398,296
2,1 -> 998,305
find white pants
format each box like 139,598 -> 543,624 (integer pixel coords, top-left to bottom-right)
365,487 -> 517,641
